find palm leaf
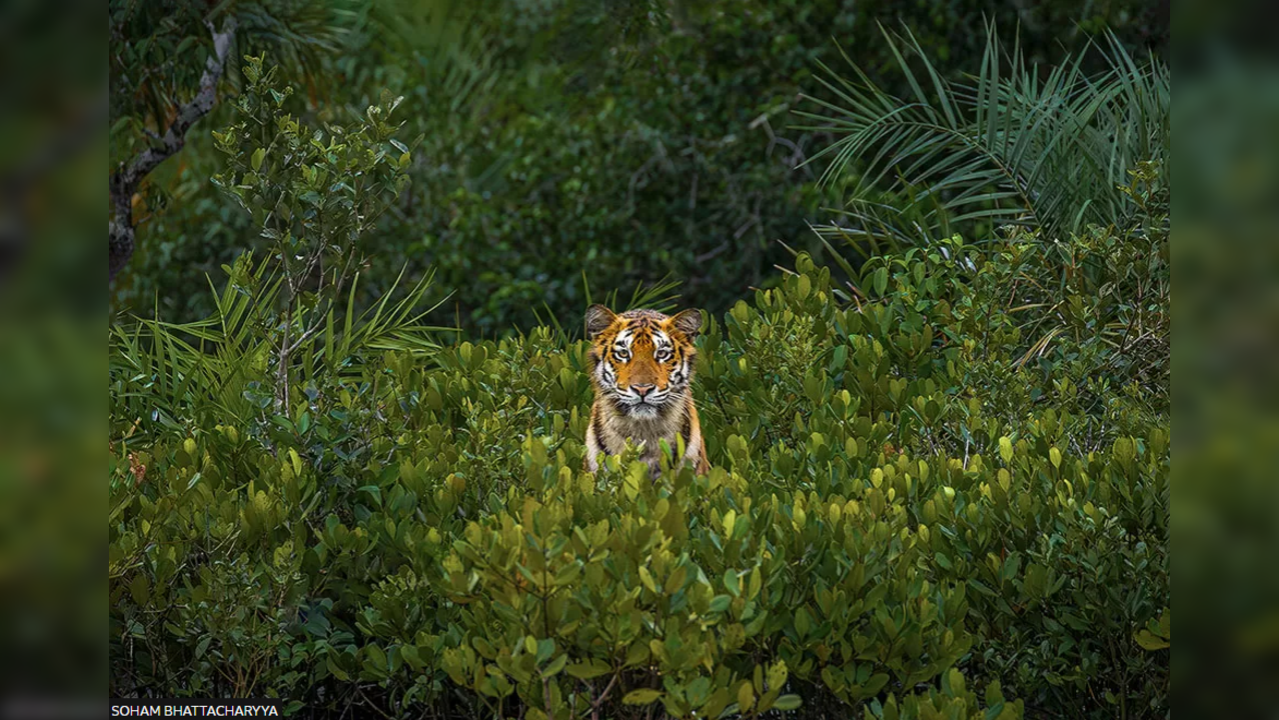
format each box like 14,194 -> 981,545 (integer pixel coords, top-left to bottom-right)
109,254 -> 449,440
797,22 -> 1169,250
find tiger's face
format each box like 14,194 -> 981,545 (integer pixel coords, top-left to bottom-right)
585,305 -> 702,419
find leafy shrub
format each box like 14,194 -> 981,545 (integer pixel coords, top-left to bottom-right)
112,0 -> 1168,336
110,231 -> 1167,717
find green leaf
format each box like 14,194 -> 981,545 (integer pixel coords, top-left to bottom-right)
623,689 -> 663,705
326,657 -> 349,681
358,485 -> 382,506
865,673 -> 889,695
566,660 -> 612,680
1134,629 -> 1169,651
130,575 -> 150,605
364,644 -> 388,671
773,695 -> 803,711
795,606 -> 812,638
536,638 -> 555,664
723,570 -> 740,597
873,267 -> 889,295
639,566 -> 658,593
541,653 -> 568,678
554,562 -> 582,586
400,644 -> 424,671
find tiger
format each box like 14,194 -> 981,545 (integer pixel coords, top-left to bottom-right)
583,304 -> 710,478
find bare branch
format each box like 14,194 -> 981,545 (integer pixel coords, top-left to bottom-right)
109,17 -> 238,282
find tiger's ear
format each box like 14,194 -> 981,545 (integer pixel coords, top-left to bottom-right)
669,308 -> 703,340
585,304 -> 617,340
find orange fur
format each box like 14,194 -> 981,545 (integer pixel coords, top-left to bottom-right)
583,305 -> 709,477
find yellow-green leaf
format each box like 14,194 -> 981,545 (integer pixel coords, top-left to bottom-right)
722,509 -> 737,537
566,660 -> 612,680
773,695 -> 803,711
623,689 -> 662,705
999,436 -> 1013,463
638,566 -> 658,593
1135,629 -> 1169,651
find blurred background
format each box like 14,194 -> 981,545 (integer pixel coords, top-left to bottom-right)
105,0 -> 1167,336
1,0 -> 104,717
1174,0 -> 1279,715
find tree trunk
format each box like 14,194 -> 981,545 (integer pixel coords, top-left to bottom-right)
108,17 -> 237,282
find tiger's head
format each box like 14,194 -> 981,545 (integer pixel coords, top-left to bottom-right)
585,305 -> 702,419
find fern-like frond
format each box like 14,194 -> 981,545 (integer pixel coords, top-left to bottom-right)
109,254 -> 449,438
797,21 -> 1169,249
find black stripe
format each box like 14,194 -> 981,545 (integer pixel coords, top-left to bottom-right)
610,394 -> 630,415
592,410 -> 608,453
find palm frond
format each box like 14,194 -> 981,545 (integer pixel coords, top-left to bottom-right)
109,254 -> 449,438
542,273 -> 684,342
363,0 -> 509,119
798,22 -> 1170,249
618,275 -> 682,315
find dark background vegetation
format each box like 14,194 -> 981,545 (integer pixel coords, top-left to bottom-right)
109,0 -> 1167,336
107,1 -> 1170,719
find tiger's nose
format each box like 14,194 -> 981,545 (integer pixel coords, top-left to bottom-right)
631,384 -> 656,398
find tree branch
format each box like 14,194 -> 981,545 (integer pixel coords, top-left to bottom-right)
108,16 -> 237,282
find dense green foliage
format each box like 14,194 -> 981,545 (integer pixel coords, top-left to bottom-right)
110,224 -> 1168,717
109,3 -> 1169,717
801,28 -> 1169,251
110,0 -> 1167,336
